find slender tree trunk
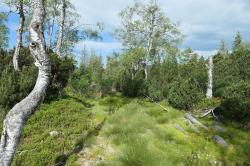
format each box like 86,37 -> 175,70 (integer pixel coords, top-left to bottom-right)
131,69 -> 135,80
56,0 -> 66,57
13,0 -> 25,71
131,62 -> 136,80
47,24 -> 52,50
144,8 -> 156,81
47,19 -> 54,51
0,0 -> 50,165
206,56 -> 213,99
144,66 -> 148,80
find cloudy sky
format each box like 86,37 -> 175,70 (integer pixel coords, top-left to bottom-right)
72,0 -> 250,57
1,0 -> 250,58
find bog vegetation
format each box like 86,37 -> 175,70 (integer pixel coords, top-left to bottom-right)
0,0 -> 249,165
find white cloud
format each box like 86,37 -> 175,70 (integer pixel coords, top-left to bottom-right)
77,40 -> 122,51
71,0 -> 250,54
75,40 -> 123,58
195,50 -> 218,58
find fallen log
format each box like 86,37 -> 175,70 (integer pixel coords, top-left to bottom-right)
185,113 -> 208,130
144,94 -> 169,112
199,107 -> 218,119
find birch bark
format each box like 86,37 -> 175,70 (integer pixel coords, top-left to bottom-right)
13,0 -> 25,71
56,0 -> 66,57
0,0 -> 50,165
206,56 -> 213,99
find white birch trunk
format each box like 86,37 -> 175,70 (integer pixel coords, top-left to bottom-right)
13,0 -> 25,71
144,65 -> 148,80
206,56 -> 213,99
144,7 -> 156,81
47,21 -> 53,51
56,0 -> 66,57
0,0 -> 50,165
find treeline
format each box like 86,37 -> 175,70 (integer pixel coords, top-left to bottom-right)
68,33 -> 250,124
0,0 -> 249,125
69,1 -> 250,124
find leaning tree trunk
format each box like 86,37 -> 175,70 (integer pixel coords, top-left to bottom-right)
56,0 -> 66,57
0,0 -> 50,165
13,0 -> 25,71
206,56 -> 213,99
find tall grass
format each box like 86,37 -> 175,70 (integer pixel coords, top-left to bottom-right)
0,95 -> 249,165
98,99 -> 250,166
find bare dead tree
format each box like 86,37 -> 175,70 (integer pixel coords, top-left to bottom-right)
0,0 -> 50,165
13,0 -> 25,71
206,56 -> 213,99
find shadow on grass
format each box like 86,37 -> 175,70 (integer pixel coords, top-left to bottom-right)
54,119 -> 106,166
44,93 -> 94,109
64,95 -> 94,109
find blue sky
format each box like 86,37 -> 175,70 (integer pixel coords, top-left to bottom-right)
1,0 -> 250,58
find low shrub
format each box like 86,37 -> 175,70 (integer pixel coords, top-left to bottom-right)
195,98 -> 221,110
121,77 -> 147,97
215,81 -> 250,123
168,78 -> 204,110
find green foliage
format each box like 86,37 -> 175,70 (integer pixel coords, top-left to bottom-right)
0,12 -> 8,49
215,81 -> 250,123
69,52 -> 104,97
232,32 -> 243,53
96,99 -> 250,166
0,94 -> 98,166
0,93 -> 249,165
0,48 -> 75,110
214,42 -> 250,98
195,98 -> 221,110
47,54 -> 75,100
168,78 -> 204,110
121,76 -> 147,97
116,0 -> 183,61
0,67 -> 18,109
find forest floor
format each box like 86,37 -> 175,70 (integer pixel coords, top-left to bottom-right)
0,93 -> 249,166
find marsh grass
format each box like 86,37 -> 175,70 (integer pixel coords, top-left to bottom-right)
98,99 -> 250,166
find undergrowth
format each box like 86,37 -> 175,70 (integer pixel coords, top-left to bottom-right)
0,94 -> 249,166
97,99 -> 250,166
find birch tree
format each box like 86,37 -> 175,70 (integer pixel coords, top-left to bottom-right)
4,0 -> 28,71
0,0 -> 50,165
206,56 -> 213,99
56,0 -> 66,57
45,0 -> 59,51
116,0 -> 182,80
13,0 -> 25,71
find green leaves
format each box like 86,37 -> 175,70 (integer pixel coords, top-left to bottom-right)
168,78 -> 204,110
0,12 -> 8,49
116,0 -> 183,62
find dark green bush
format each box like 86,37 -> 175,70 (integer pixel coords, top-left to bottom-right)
195,98 -> 221,110
46,54 -> 75,100
121,76 -> 147,97
215,81 -> 250,123
168,78 -> 204,110
0,48 -> 75,110
147,85 -> 164,101
0,67 -> 19,109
